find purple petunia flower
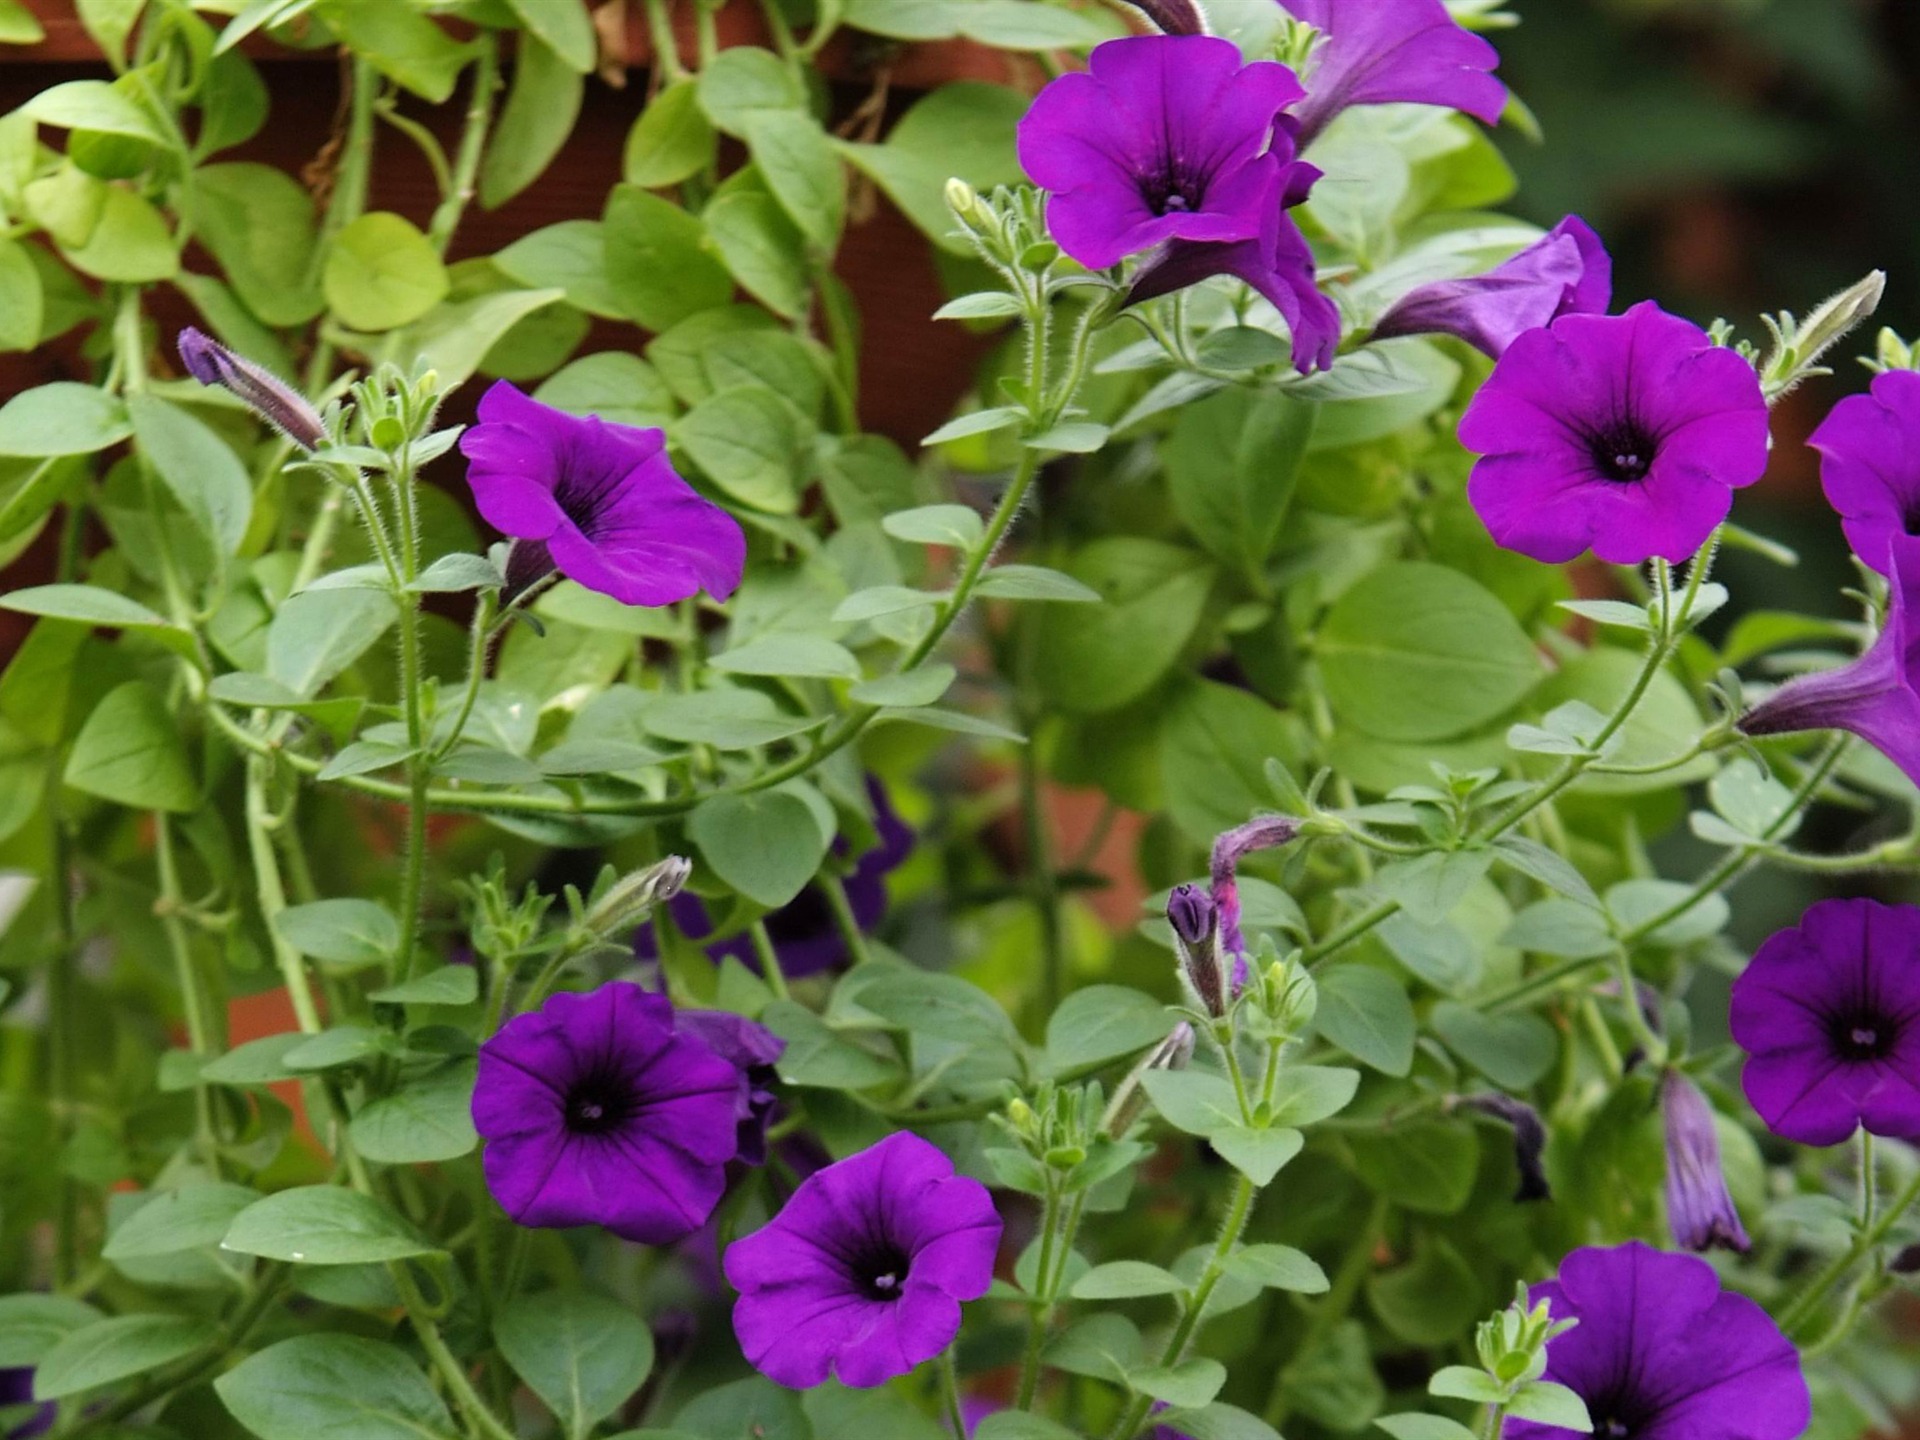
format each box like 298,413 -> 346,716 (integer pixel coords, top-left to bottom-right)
1659,1070 -> 1749,1254
644,776 -> 913,979
458,380 -> 745,608
1016,35 -> 1339,374
1729,897 -> 1920,1147
1457,301 -> 1770,565
1737,533 -> 1920,785
724,1131 -> 1000,1389
1373,216 -> 1611,358
0,1368 -> 51,1440
1510,1242 -> 1808,1440
1810,368 -> 1920,575
672,1009 -> 785,1166
472,983 -> 744,1244
1278,0 -> 1506,146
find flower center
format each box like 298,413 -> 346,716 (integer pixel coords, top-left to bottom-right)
564,1073 -> 636,1135
1832,1010 -> 1897,1061
1581,1384 -> 1652,1440
1586,422 -> 1657,484
854,1242 -> 913,1302
1140,159 -> 1206,218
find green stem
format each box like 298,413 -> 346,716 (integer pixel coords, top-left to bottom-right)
749,922 -> 792,1002
939,1349 -> 968,1439
428,35 -> 500,254
247,756 -> 323,1034
155,817 -> 219,1168
820,872 -> 874,970
432,592 -> 499,763
1776,1163 -> 1920,1337
1015,1181 -> 1062,1409
1020,732 -> 1066,1015
1859,1131 -> 1877,1232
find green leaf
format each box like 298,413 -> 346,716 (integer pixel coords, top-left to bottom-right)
1377,1415 -> 1480,1440
104,1183 -> 260,1260
958,0 -> 1114,47
1318,562 -> 1541,742
1507,1382 -> 1593,1431
128,392 -> 253,557
0,583 -> 172,632
761,1001 -> 904,1090
1226,1243 -> 1328,1293
973,564 -> 1101,602
273,898 -> 399,968
1345,1121 -> 1478,1215
1372,850 -> 1495,926
1267,1066 -> 1360,1127
267,588 -> 398,698
1166,388 -> 1314,581
1032,538 -> 1215,715
976,1416 -> 1081,1440
710,634 -> 860,680
1024,419 -> 1110,453
214,1334 -> 457,1440
283,1025 -> 392,1072
496,1290 -> 654,1437
201,1033 -> 305,1085
603,185 -> 732,332
694,47 -> 805,136
323,212 -> 449,331
0,237 -> 43,351
1137,1359 -> 1228,1412
481,32 -> 584,208
1043,1313 -> 1142,1384
24,79 -> 163,142
500,0 -> 595,71
1158,678 -> 1303,848
537,352 -> 677,427
1312,966 -> 1415,1077
1429,1003 -> 1559,1089
625,78 -> 717,188
1045,984 -> 1171,1073
642,689 -> 823,749
0,382 -> 129,456
65,680 -> 197,812
403,286 -> 566,391
801,1383 -> 946,1440
703,186 -> 809,318
689,790 -> 830,907
1070,1260 -> 1186,1300
675,387 -> 810,514
188,162 -> 324,326
842,83 -> 1027,253
495,219 -> 623,318
1209,1125 -> 1304,1185
34,1314 -> 217,1400
1606,878 -> 1729,947
1428,1367 -> 1504,1405
1157,1405 -> 1284,1440
882,503 -> 984,548
922,405 -> 1022,447
221,1186 -> 441,1265
350,1061 -> 478,1164
321,0 -> 471,102
1366,1237 -> 1482,1346
0,1295 -> 103,1367
849,664 -> 954,708
673,1376 -> 808,1440
369,966 -> 479,1005
1140,1069 -> 1243,1136
743,113 -> 845,247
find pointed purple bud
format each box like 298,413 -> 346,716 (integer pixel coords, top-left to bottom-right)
1459,1092 -> 1551,1203
1168,884 -> 1226,1017
503,537 -> 559,606
1209,815 -> 1301,993
1660,1069 -> 1750,1254
1105,1021 -> 1196,1136
177,327 -> 327,451
1118,0 -> 1207,35
1373,216 -> 1612,359
1737,533 -> 1920,788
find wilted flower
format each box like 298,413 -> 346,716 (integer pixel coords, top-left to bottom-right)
725,1132 -> 1001,1389
1118,0 -> 1204,35
1211,815 -> 1302,989
472,983 -> 743,1244
1457,302 -> 1770,565
1730,897 -> 1920,1146
1659,1070 -> 1750,1254
1809,367 -> 1920,575
459,380 -> 745,607
1509,1242 -> 1808,1440
644,776 -> 913,978
1015,35 -> 1338,374
1458,1092 -> 1550,1202
672,1009 -> 785,1166
1277,0 -> 1506,146
1737,533 -> 1920,785
1373,216 -> 1611,358
1105,1020 -> 1196,1136
177,327 -> 327,451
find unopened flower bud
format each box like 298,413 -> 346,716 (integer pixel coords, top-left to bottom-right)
1876,327 -> 1919,374
1794,270 -> 1886,371
1167,884 -> 1226,1017
177,327 -> 327,451
1458,1093 -> 1551,1203
1119,0 -> 1207,35
944,177 -> 996,238
583,855 -> 691,938
1889,1243 -> 1920,1275
1660,1069 -> 1750,1254
1265,957 -> 1316,1036
1103,1021 -> 1195,1136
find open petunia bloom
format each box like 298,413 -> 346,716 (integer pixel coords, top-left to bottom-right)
1510,1242 -> 1808,1440
671,1009 -> 785,1166
1457,302 -> 1770,565
472,983 -> 745,1244
1810,367 -> 1920,575
1373,216 -> 1612,358
1016,35 -> 1339,374
1737,533 -> 1920,786
725,1131 -> 1000,1389
1277,0 -> 1506,146
458,381 -> 745,608
1730,897 -> 1920,1147
1659,1070 -> 1749,1254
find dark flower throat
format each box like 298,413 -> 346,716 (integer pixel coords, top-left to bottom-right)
852,1240 -> 914,1301
1586,421 -> 1656,484
1831,1008 -> 1898,1061
564,1070 -> 638,1135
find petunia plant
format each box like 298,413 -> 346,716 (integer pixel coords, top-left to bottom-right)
5,1 -> 1920,1439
